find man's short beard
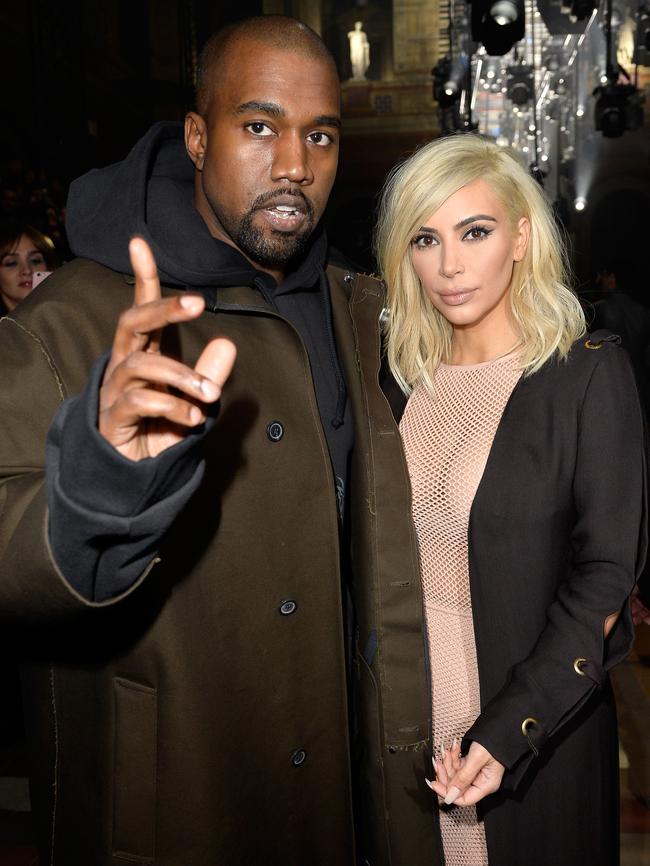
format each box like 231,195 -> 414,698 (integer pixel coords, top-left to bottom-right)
234,215 -> 313,270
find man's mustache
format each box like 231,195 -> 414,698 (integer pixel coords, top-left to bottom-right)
250,188 -> 315,221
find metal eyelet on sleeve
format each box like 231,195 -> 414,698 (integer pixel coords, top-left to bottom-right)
521,717 -> 539,737
573,657 -> 588,676
521,717 -> 541,757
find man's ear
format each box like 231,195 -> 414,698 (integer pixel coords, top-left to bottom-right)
185,112 -> 208,171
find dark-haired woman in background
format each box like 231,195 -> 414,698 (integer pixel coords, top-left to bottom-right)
0,221 -> 58,314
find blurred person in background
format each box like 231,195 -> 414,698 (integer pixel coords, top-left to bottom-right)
0,221 -> 58,314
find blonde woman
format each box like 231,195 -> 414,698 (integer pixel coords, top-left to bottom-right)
376,134 -> 646,866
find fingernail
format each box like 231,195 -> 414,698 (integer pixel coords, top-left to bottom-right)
444,786 -> 461,806
425,778 -> 434,789
452,738 -> 458,749
199,378 -> 218,399
180,295 -> 203,311
190,406 -> 204,424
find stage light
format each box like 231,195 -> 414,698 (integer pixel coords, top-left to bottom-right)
470,0 -> 525,56
433,54 -> 471,111
506,64 -> 534,105
490,0 -> 519,25
594,83 -> 644,137
569,0 -> 597,20
574,197 -> 586,211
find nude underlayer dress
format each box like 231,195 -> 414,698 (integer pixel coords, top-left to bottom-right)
399,352 -> 522,866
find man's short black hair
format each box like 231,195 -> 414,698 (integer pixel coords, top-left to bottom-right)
196,15 -> 339,116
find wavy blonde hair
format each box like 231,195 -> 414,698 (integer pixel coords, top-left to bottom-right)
375,134 -> 586,394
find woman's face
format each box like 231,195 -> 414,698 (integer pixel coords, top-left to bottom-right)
410,179 -> 529,333
0,234 -> 47,310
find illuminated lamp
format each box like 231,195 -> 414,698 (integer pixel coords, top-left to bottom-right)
470,0 -> 525,56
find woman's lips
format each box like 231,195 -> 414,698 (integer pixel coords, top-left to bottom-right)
438,289 -> 477,306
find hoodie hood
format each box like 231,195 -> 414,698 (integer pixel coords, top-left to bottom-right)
66,121 -> 326,291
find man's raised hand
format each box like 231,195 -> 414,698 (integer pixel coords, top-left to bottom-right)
98,237 -> 236,461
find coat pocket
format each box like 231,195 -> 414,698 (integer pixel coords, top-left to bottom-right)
112,677 -> 157,862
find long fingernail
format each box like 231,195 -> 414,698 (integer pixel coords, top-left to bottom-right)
452,738 -> 458,749
444,786 -> 461,805
425,778 -> 435,789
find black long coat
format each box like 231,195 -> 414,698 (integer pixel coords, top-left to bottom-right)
394,334 -> 646,866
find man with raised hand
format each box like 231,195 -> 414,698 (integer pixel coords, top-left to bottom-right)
0,16 -> 436,866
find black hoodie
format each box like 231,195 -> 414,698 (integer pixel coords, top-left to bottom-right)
48,121 -> 353,601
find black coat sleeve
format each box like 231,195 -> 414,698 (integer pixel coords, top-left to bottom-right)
464,344 -> 647,789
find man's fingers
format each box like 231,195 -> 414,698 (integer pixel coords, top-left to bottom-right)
102,351 -> 220,408
109,295 -> 206,371
194,337 -> 237,395
130,237 -> 162,307
100,387 -> 206,445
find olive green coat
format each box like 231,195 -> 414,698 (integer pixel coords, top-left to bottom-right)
0,260 -> 441,866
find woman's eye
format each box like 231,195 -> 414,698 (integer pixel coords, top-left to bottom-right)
411,235 -> 436,248
465,226 -> 490,241
29,255 -> 45,267
308,132 -> 332,147
246,122 -> 273,136
1,259 -> 17,269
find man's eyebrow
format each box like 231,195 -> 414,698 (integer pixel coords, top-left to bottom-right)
235,101 -> 284,117
234,102 -> 341,129
417,214 -> 498,233
314,115 -> 341,129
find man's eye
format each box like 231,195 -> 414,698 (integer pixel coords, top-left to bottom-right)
246,122 -> 273,136
308,132 -> 333,147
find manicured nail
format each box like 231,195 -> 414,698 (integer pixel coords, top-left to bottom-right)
444,786 -> 461,805
452,738 -> 458,749
425,778 -> 435,789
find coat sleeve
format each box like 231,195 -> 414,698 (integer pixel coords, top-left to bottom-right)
0,315 -> 205,622
463,343 -> 647,789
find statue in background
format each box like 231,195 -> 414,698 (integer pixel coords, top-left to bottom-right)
348,21 -> 370,80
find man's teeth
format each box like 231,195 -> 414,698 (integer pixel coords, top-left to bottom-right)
270,205 -> 298,214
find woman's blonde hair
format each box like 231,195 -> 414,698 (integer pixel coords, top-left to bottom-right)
375,133 -> 586,393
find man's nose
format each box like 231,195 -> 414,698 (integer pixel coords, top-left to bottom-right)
271,132 -> 313,185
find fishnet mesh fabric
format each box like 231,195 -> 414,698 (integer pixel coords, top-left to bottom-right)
400,355 -> 522,866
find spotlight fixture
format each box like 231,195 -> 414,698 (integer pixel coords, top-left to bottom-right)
593,83 -> 644,137
569,0 -> 597,21
506,64 -> 534,105
433,54 -> 469,108
574,197 -> 586,211
490,0 -> 519,25
470,0 -> 525,56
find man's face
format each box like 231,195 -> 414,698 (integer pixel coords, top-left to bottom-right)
186,40 -> 341,278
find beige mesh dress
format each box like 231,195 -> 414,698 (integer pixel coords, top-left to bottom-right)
399,353 -> 522,866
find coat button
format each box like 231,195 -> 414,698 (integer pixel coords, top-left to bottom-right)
279,600 -> 297,616
266,421 -> 284,442
291,749 -> 306,767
